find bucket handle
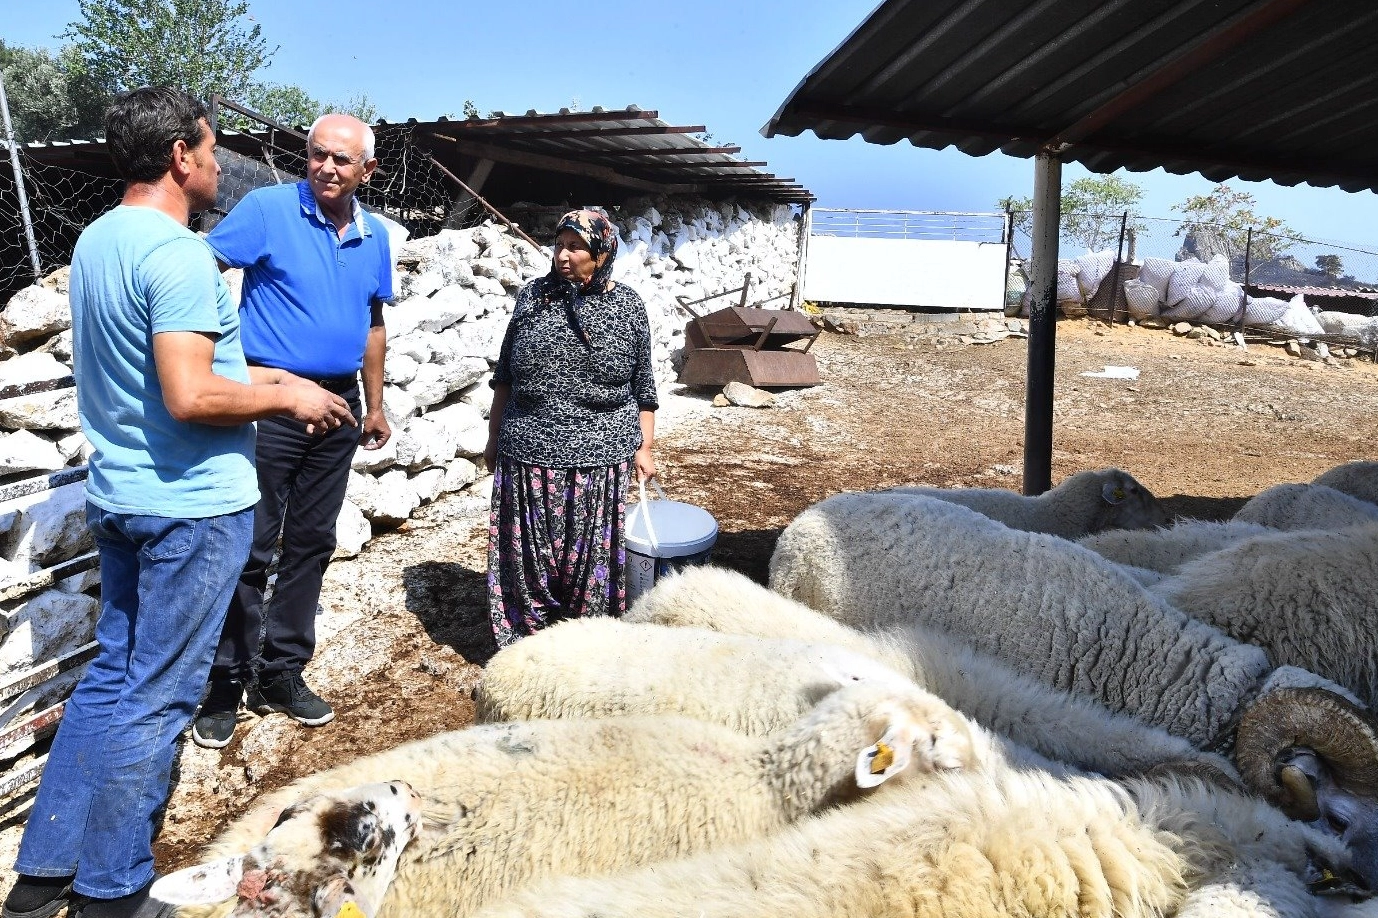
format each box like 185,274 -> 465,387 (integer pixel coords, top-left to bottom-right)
627,477 -> 669,554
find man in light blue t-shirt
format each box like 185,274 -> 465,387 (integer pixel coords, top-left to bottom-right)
2,88 -> 355,918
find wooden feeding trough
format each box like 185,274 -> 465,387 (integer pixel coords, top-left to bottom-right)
678,305 -> 822,388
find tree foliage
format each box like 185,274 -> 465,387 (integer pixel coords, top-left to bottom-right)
1315,254 -> 1343,278
998,175 -> 1146,252
1172,184 -> 1301,262
0,41 -> 107,141
239,82 -> 321,129
63,0 -> 274,103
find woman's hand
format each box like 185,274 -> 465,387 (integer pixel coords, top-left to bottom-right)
483,438 -> 499,472
634,445 -> 657,483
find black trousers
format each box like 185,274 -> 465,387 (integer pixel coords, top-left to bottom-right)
211,388 -> 361,682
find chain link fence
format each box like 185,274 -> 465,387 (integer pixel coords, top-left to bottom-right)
1,102 -> 482,304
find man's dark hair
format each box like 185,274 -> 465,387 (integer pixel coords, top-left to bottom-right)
105,87 -> 208,183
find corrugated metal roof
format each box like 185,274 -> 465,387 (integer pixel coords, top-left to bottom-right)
408,106 -> 812,203
3,106 -> 812,204
1252,283 -> 1378,299
763,0 -> 1378,193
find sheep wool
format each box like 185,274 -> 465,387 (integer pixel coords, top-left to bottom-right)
1234,483 -> 1378,531
769,492 -> 1271,746
180,682 -> 973,918
1153,523 -> 1378,708
885,467 -> 1169,539
474,771 -> 1344,918
624,567 -> 1236,780
1079,518 -> 1274,574
1314,461 -> 1378,508
475,617 -> 917,736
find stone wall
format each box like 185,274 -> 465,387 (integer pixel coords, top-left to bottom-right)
0,195 -> 802,752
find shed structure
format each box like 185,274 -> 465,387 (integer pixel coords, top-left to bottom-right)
764,0 -> 1378,493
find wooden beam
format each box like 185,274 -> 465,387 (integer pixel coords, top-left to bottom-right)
423,133 -> 703,195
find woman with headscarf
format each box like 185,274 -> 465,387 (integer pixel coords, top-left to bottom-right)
483,209 -> 658,648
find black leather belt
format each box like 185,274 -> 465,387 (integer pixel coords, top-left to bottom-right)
311,375 -> 359,393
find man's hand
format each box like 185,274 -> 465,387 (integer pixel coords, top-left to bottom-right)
360,408 -> 391,450
285,386 -> 357,436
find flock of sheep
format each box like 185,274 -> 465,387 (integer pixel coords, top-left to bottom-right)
149,461 -> 1378,917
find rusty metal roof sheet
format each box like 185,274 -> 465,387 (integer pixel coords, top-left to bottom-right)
408,106 -> 812,203
1251,283 -> 1378,298
763,0 -> 1378,193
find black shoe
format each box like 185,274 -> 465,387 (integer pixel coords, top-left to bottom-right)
74,877 -> 172,918
247,671 -> 334,726
191,679 -> 244,749
2,875 -> 73,918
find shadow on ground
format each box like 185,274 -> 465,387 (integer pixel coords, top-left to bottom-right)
403,561 -> 499,666
707,528 -> 785,586
1160,494 -> 1250,522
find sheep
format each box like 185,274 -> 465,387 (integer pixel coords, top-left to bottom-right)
1234,483 -> 1378,531
154,781 -> 423,918
882,466 -> 1169,539
473,770 -> 1362,918
1079,518 -> 1274,574
475,616 -> 919,737
177,680 -> 974,918
769,490 -> 1270,746
1151,523 -> 1378,708
1314,461 -> 1378,508
622,566 -> 1234,779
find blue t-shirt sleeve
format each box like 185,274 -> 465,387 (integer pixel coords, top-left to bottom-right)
205,193 -> 268,268
141,238 -> 225,336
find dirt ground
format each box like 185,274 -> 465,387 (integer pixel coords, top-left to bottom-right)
5,314 -> 1377,886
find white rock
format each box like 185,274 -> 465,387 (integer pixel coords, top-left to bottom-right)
0,352 -> 70,389
383,385 -> 418,422
458,376 -> 494,418
441,457 -> 478,494
389,332 -> 433,365
383,352 -> 420,387
350,432 -> 399,473
0,429 -> 66,475
471,275 -> 506,298
6,481 -> 91,570
0,286 -> 71,348
426,401 -> 488,458
332,499 -> 371,560
35,329 -> 74,364
0,385 -> 79,431
0,589 -> 100,679
405,357 -> 489,409
404,416 -> 457,469
410,467 -> 445,504
422,285 -> 479,330
366,470 -> 420,526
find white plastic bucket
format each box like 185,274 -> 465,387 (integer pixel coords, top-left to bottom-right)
624,479 -> 718,604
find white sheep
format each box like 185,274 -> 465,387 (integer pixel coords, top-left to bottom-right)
156,782 -> 423,917
1152,523 -> 1378,707
883,466 -> 1169,538
178,681 -> 973,918
1234,483 -> 1378,530
475,616 -> 918,737
1079,518 -> 1274,574
769,491 -> 1269,746
611,566 -> 1233,779
1314,461 -> 1378,508
474,770 -> 1359,918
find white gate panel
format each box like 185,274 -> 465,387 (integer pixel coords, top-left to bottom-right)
803,235 -> 1006,310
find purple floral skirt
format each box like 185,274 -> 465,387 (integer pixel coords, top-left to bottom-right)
487,456 -> 630,647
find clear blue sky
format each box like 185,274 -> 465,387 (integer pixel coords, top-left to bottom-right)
7,0 -> 1377,251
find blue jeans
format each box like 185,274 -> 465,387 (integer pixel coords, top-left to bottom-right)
14,504 -> 253,898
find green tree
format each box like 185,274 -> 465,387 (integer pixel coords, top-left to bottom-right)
326,92 -> 379,124
997,174 -> 1146,252
0,41 -> 107,141
1171,184 -> 1301,262
1315,254 -> 1343,278
63,0 -> 274,103
240,81 -> 321,128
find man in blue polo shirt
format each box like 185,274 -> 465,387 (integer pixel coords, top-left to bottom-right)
192,113 -> 393,748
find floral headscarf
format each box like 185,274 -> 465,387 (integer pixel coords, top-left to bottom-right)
551,208 -> 619,293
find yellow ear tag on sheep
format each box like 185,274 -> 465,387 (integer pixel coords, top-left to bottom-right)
335,903 -> 366,918
1113,488 -> 1125,500
869,741 -> 895,775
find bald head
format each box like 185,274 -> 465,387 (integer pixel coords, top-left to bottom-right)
308,113 -> 375,162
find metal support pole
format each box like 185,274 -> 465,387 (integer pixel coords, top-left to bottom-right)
1000,206 -> 1013,315
1102,211 -> 1129,325
1023,151 -> 1062,496
0,74 -> 43,283
790,202 -> 812,311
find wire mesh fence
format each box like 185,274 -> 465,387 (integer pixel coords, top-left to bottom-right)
0,100 -> 480,303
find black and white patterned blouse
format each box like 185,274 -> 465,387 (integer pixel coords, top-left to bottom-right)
492,275 -> 658,468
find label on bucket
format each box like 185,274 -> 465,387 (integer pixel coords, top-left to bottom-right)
625,546 -> 714,604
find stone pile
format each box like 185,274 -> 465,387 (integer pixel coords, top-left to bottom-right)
0,195 -> 803,745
